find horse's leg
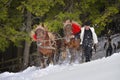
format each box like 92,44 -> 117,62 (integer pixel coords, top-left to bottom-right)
69,49 -> 75,64
74,49 -> 79,63
73,49 -> 76,63
46,50 -> 54,66
76,50 -> 80,63
46,57 -> 50,66
50,51 -> 55,65
81,48 -> 85,63
77,46 -> 83,63
56,50 -> 61,64
56,49 -> 61,64
53,49 -> 59,65
39,53 -> 46,68
58,42 -> 68,64
57,51 -> 64,65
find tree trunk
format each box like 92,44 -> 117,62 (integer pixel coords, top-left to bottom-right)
23,10 -> 32,69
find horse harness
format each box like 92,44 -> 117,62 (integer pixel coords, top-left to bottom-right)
64,24 -> 79,42
35,28 -> 55,50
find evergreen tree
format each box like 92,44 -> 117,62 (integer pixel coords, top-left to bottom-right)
0,0 -> 120,70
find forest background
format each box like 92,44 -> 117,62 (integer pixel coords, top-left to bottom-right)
0,0 -> 120,71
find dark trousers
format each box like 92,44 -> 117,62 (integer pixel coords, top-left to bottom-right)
106,48 -> 113,57
83,46 -> 92,62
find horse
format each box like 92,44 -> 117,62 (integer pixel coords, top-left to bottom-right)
63,24 -> 82,63
52,32 -> 68,64
35,28 -> 56,68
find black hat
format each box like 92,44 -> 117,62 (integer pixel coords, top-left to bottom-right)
84,21 -> 91,26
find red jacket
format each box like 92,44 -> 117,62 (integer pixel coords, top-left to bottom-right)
72,23 -> 81,35
33,34 -> 37,41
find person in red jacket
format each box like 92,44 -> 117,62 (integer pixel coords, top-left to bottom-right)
31,30 -> 37,41
63,19 -> 81,39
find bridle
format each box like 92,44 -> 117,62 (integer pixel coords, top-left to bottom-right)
35,28 -> 47,45
35,28 -> 55,49
36,28 -> 46,40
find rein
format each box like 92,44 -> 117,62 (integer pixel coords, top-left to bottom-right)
36,29 -> 58,49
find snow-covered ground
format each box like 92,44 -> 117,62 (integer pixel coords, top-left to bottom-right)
0,52 -> 120,80
0,34 -> 120,80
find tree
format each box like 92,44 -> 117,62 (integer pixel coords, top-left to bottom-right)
0,0 -> 120,71
0,0 -> 26,52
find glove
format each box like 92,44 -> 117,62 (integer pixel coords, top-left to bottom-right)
79,44 -> 83,49
93,44 -> 98,52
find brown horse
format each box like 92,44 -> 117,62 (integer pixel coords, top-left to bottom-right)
35,28 -> 56,68
63,24 -> 82,63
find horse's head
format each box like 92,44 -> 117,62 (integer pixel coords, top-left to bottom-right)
64,24 -> 72,37
35,28 -> 49,45
63,24 -> 81,50
35,28 -> 46,39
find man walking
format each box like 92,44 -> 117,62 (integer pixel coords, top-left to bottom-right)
80,21 -> 98,62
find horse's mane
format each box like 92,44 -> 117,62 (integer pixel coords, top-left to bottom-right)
35,28 -> 45,34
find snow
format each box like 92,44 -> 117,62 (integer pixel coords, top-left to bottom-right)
0,34 -> 120,80
0,52 -> 120,80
